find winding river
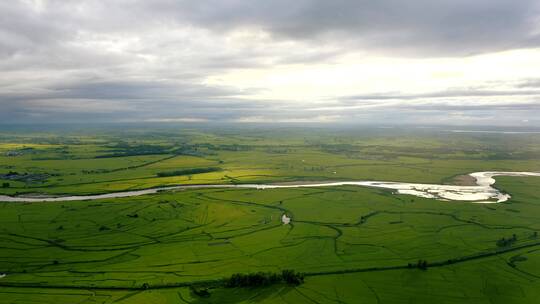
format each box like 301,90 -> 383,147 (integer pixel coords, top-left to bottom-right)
0,172 -> 539,204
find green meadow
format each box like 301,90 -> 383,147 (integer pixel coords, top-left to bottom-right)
1,126 -> 540,303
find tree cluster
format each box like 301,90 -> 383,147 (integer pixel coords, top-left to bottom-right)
156,167 -> 220,177
496,234 -> 517,247
407,259 -> 428,270
225,269 -> 305,288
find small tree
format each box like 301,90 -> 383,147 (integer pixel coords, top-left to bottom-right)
190,286 -> 210,297
1,182 -> 9,188
99,225 -> 110,231
282,269 -> 304,285
417,259 -> 428,270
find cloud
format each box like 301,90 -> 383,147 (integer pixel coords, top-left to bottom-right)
340,89 -> 540,102
176,0 -> 540,56
143,117 -> 209,123
4,1 -> 540,61
516,78 -> 540,88
1,1 -> 540,126
234,115 -> 341,124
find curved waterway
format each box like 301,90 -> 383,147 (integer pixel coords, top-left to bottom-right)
0,172 -> 539,204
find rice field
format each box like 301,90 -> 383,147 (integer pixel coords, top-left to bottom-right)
1,127 -> 540,303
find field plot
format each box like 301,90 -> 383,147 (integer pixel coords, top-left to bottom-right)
1,128 -> 540,303
1,128 -> 540,196
1,176 -> 540,303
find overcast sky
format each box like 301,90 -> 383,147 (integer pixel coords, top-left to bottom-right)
2,0 -> 540,126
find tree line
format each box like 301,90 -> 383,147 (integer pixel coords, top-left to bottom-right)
156,167 -> 221,177
225,269 -> 305,288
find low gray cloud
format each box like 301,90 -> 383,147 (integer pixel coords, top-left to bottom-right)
516,78 -> 540,89
162,0 -> 540,56
340,89 -> 540,102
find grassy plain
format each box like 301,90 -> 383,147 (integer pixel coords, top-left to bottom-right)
1,125 -> 540,303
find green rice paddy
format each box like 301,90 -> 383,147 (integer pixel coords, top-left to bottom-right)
1,126 -> 540,303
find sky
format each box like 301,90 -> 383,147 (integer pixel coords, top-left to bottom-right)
2,0 -> 540,126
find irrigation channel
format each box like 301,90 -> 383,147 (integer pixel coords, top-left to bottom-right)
1,240 -> 539,291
